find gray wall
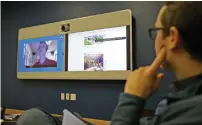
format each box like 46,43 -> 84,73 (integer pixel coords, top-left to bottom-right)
1,1 -> 175,120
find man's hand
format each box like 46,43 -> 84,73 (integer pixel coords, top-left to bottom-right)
125,48 -> 166,99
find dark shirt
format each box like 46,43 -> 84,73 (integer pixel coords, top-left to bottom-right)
84,63 -> 90,70
97,56 -> 103,65
32,58 -> 57,68
110,73 -> 202,125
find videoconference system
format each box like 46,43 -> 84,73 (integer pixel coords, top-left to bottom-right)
17,9 -> 133,80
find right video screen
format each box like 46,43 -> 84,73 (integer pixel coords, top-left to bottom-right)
68,26 -> 129,71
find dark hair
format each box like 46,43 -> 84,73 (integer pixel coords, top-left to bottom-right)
161,2 -> 202,61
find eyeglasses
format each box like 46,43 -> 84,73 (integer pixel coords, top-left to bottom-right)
148,28 -> 167,40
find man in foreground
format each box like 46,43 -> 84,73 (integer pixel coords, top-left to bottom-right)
16,1 -> 202,125
110,1 -> 202,125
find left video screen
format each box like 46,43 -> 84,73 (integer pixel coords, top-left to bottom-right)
18,34 -> 65,72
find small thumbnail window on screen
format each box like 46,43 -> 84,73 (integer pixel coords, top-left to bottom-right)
68,26 -> 127,71
84,53 -> 103,71
23,40 -> 58,68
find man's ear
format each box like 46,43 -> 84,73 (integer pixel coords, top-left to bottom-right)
168,26 -> 181,49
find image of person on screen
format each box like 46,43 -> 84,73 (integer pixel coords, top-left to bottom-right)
32,41 -> 57,68
84,59 -> 90,70
97,55 -> 103,67
84,54 -> 104,71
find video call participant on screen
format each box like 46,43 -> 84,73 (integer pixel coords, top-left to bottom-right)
32,41 -> 57,68
16,2 -> 202,125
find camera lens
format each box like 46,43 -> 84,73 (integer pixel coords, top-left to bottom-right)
61,24 -> 70,32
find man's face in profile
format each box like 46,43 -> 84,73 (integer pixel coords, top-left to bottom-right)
154,6 -> 169,70
155,5 -> 182,71
37,42 -> 47,57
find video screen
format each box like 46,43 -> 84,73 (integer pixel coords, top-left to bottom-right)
68,26 -> 127,71
18,35 -> 64,72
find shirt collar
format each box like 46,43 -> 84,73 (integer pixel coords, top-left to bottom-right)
173,73 -> 202,90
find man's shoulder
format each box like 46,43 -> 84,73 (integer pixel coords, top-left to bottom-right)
33,61 -> 40,67
169,95 -> 202,108
161,95 -> 202,124
46,58 -> 57,64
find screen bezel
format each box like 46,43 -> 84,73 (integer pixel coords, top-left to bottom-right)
17,9 -> 133,80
